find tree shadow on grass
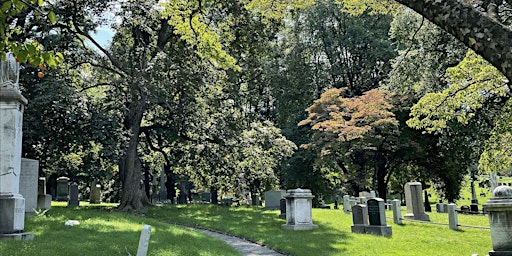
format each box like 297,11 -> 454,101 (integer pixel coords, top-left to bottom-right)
2,206 -> 240,256
146,204 -> 352,256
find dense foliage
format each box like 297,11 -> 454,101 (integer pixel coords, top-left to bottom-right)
7,0 -> 512,207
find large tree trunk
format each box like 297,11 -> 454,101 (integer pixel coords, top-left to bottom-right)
395,0 -> 512,81
118,101 -> 151,210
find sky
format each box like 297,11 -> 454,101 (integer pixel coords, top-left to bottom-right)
91,25 -> 115,47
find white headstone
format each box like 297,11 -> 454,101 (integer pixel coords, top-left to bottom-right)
343,195 -> 351,213
447,203 -> 458,230
19,158 -> 39,214
391,199 -> 402,225
136,225 -> 152,256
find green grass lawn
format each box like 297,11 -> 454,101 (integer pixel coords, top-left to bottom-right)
146,204 -> 492,256
0,203 -> 239,256
0,202 -> 493,256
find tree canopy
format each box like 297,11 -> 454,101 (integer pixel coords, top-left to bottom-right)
9,0 -> 512,209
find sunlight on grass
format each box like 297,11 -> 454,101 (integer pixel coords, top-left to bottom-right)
1,202 -> 494,256
0,205 -> 240,256
148,204 -> 492,256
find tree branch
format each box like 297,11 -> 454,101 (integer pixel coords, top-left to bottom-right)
395,0 -> 512,81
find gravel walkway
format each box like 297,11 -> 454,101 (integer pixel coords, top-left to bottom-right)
180,225 -> 286,256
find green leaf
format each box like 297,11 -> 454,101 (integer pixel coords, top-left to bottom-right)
38,0 -> 44,6
48,11 -> 56,25
26,43 -> 37,56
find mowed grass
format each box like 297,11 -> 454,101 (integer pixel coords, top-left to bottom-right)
0,202 -> 493,256
0,202 -> 239,256
146,204 -> 492,256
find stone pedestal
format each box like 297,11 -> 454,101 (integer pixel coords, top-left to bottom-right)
404,182 -> 430,221
0,193 -> 25,233
281,188 -> 318,230
483,186 -> 512,256
0,62 -> 33,240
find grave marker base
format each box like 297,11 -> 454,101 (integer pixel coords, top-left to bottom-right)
489,250 -> 512,256
365,226 -> 392,237
350,225 -> 366,234
0,193 -> 25,234
0,232 -> 34,241
404,213 -> 430,221
281,224 -> 318,231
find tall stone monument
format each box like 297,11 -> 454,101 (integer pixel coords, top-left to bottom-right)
0,53 -> 33,240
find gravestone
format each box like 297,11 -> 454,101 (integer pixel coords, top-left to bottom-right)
350,204 -> 368,234
19,158 -> 38,214
68,183 -> 80,207
483,186 -> 512,255
391,199 -> 402,224
263,190 -> 286,209
370,190 -> 377,198
365,198 -> 392,237
359,191 -> 372,198
281,188 -> 318,230
436,202 -> 445,213
349,198 -> 357,209
358,197 -> 367,204
89,182 -> 101,204
38,177 -> 46,196
136,225 -> 152,256
404,182 -> 430,221
201,192 -> 211,203
151,178 -> 158,203
343,195 -> 351,213
251,193 -> 260,206
56,177 -> 70,201
0,54 -> 33,240
279,198 -> 286,219
490,173 -> 498,193
447,203 -> 458,230
37,177 -> 51,209
159,167 -> 167,202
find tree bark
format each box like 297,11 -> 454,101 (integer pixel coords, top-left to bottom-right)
395,0 -> 512,81
118,101 -> 152,210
